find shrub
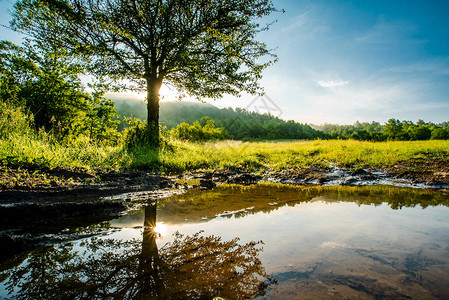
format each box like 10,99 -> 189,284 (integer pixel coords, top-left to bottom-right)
0,101 -> 33,139
169,118 -> 225,142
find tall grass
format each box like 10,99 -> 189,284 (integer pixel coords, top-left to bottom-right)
0,102 -> 128,171
157,139 -> 449,173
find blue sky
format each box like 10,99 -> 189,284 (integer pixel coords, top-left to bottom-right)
256,0 -> 449,124
1,0 -> 449,124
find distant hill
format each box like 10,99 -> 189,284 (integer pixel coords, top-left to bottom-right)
112,99 -> 324,140
111,98 -> 449,141
160,101 -> 218,128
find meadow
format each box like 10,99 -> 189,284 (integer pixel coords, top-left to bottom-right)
1,101 -> 448,177
136,139 -> 449,173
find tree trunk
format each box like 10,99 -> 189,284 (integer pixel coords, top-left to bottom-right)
146,77 -> 163,146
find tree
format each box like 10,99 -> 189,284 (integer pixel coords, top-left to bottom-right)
12,0 -> 279,145
383,118 -> 403,140
0,40 -> 119,142
430,127 -> 449,140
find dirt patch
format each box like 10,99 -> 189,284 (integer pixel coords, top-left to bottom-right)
387,158 -> 449,185
0,165 -> 177,256
180,159 -> 449,188
0,166 -> 174,203
3,159 -> 448,202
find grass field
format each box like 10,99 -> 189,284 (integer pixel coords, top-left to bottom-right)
1,103 -> 448,173
4,136 -> 447,173
152,139 -> 449,173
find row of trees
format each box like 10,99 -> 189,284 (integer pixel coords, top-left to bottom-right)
116,100 -> 325,140
118,100 -> 449,141
315,119 -> 449,141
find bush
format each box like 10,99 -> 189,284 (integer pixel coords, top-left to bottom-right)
169,118 -> 225,142
0,101 -> 33,139
123,118 -> 163,148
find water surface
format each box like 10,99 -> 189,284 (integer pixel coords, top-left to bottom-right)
1,184 -> 449,299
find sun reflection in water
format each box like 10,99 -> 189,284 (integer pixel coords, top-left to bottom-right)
153,222 -> 168,237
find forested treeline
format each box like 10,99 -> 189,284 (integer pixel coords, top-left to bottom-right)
313,119 -> 449,141
114,100 -> 325,140
115,99 -> 449,141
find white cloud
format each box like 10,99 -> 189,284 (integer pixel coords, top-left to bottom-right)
318,80 -> 349,88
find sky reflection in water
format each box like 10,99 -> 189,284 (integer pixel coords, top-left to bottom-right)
2,184 -> 449,299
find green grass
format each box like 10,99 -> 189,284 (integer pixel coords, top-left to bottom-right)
2,136 -> 449,174
0,102 -> 129,171
1,102 -> 448,173
0,132 -> 130,171
156,139 -> 449,173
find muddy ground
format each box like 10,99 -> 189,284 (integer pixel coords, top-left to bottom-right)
1,158 -> 448,206
1,158 -> 448,258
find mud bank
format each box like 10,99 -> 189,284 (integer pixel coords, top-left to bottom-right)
1,159 -> 448,258
0,168 -> 179,258
180,159 -> 449,189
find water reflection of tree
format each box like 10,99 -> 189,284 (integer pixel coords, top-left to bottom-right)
4,204 -> 270,299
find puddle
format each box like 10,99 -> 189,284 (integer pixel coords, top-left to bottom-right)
1,184 -> 449,299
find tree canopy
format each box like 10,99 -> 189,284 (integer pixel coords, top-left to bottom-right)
12,0 -> 279,144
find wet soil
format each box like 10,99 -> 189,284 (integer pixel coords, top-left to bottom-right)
3,158 -> 447,204
180,158 -> 449,188
387,158 -> 449,186
1,158 -> 448,258
0,166 -> 177,257
266,158 -> 449,187
0,166 -> 174,202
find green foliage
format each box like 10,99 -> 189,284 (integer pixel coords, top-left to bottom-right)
0,40 -> 120,143
159,101 -> 322,139
123,118 -> 162,148
0,100 -> 127,170
169,118 -> 225,142
83,93 -> 120,144
0,101 -> 33,140
315,119 -> 449,141
156,101 -> 323,140
12,0 -> 280,144
112,99 -> 147,131
12,0 -> 278,97
431,127 -> 449,140
0,126 -> 127,171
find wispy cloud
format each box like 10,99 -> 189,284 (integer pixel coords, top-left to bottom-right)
318,80 -> 349,88
383,59 -> 449,75
355,18 -> 425,45
281,12 -> 309,32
